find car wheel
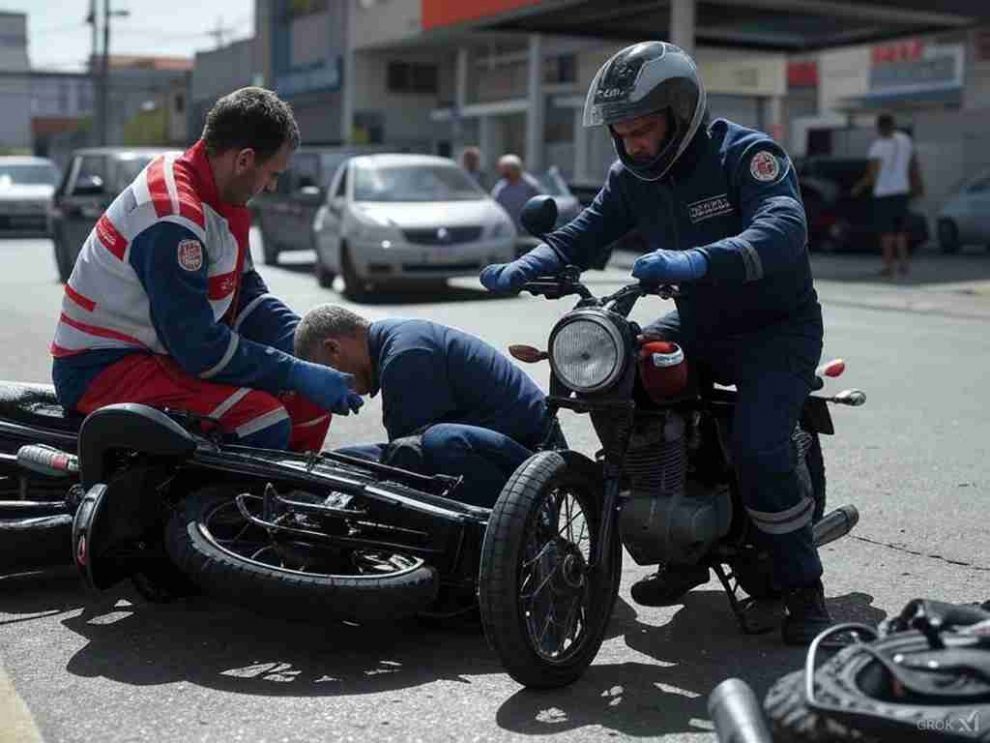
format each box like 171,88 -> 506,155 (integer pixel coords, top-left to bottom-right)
937,219 -> 960,254
315,258 -> 336,289
53,232 -> 72,283
340,243 -> 370,301
262,241 -> 280,266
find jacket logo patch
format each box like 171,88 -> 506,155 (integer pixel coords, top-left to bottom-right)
177,239 -> 204,272
687,194 -> 734,223
750,150 -> 781,182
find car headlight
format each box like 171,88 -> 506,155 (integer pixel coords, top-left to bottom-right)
354,220 -> 400,244
549,311 -> 626,393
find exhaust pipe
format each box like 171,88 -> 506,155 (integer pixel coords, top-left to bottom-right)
813,505 -> 859,548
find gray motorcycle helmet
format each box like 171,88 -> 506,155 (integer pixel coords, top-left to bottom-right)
583,41 -> 707,182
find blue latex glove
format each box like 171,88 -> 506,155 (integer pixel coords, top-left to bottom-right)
480,243 -> 562,294
287,360 -> 364,416
631,248 -> 708,284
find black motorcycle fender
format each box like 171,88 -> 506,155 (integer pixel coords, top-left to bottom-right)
78,403 -> 196,487
801,396 -> 834,436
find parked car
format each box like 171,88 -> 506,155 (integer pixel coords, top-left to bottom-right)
513,166 -> 584,256
796,156 -> 928,253
50,147 -> 178,283
252,145 -> 396,266
0,157 -> 60,235
312,153 -> 516,299
936,169 -> 990,253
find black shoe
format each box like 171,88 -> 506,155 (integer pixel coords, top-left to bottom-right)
630,564 -> 710,607
781,579 -> 832,646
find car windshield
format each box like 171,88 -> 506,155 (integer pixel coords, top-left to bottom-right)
113,156 -> 155,190
0,163 -> 59,186
536,167 -> 570,197
353,162 -> 485,202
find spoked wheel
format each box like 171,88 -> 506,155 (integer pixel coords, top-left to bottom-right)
478,452 -> 621,688
165,490 -> 438,622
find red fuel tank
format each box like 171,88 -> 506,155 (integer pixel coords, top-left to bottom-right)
638,341 -> 689,402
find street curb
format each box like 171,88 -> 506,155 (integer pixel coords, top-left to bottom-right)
0,663 -> 42,743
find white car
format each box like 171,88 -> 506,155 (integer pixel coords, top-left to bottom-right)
0,156 -> 60,234
937,169 -> 990,253
313,154 -> 517,298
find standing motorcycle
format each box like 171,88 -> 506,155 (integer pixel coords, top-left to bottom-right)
477,196 -> 865,688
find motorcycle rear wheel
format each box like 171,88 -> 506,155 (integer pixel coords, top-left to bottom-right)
165,490 -> 438,623
478,452 -> 622,689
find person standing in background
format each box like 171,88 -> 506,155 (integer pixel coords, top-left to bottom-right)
490,154 -> 542,234
460,146 -> 488,190
852,113 -> 924,277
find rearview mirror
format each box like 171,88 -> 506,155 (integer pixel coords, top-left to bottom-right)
520,195 -> 558,238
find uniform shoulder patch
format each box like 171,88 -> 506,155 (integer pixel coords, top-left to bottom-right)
749,149 -> 782,182
177,238 -> 204,272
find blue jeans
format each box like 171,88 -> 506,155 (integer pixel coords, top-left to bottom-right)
644,310 -> 824,589
335,423 -> 537,508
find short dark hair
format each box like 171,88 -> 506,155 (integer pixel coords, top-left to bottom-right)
202,87 -> 300,161
877,113 -> 895,133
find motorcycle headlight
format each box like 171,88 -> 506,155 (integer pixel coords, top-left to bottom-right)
549,311 -> 626,393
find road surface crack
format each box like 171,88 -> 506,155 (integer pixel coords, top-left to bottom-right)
852,535 -> 990,572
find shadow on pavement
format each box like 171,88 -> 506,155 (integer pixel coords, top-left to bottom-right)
0,569 -> 885,734
496,588 -> 886,738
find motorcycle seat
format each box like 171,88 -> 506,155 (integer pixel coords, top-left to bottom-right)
0,381 -> 83,434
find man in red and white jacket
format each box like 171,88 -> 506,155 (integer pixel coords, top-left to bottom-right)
51,87 -> 362,450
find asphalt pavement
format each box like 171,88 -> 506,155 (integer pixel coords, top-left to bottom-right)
1,234 -> 988,742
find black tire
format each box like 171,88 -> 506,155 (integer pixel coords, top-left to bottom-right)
0,514 -> 73,574
478,452 -> 622,689
315,258 -> 336,289
164,492 -> 439,623
806,430 -> 826,523
340,243 -> 370,301
938,219 -> 960,254
765,669 -> 875,743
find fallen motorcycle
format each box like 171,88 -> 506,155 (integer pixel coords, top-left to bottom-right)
476,196 -> 865,689
0,390 -> 491,621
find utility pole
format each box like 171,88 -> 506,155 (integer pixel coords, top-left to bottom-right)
208,17 -> 235,50
87,0 -> 99,144
99,0 -> 130,146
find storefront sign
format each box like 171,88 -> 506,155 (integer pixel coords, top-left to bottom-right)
274,57 -> 341,97
421,0 -> 540,30
868,42 -> 963,95
787,60 -> 818,88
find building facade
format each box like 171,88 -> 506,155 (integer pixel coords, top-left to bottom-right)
0,11 -> 32,151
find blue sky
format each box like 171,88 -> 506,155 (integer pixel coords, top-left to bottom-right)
5,0 -> 254,71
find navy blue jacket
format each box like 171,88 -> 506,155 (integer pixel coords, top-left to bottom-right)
367,319 -> 548,447
545,119 -> 821,337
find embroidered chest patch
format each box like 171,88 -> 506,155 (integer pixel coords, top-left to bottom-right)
177,239 -> 204,272
687,194 -> 734,224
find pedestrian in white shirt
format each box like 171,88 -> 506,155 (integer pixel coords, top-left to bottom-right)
853,113 -> 923,277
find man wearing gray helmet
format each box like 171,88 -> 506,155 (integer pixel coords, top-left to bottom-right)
480,41 -> 829,645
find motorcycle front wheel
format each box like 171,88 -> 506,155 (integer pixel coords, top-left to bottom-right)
478,451 -> 622,689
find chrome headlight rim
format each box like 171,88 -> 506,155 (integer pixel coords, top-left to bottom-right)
548,310 -> 627,394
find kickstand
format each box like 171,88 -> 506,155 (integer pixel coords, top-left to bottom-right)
711,563 -> 777,635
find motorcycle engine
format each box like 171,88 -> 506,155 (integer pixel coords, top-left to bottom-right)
618,411 -> 732,566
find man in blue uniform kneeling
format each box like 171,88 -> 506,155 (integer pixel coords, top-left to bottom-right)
294,305 -> 558,508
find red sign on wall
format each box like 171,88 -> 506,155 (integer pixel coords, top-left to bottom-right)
421,0 -> 541,30
787,61 -> 818,87
871,38 -> 924,65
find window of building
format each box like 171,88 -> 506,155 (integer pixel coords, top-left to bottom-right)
544,54 -> 577,85
174,92 -> 185,114
387,61 -> 438,94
